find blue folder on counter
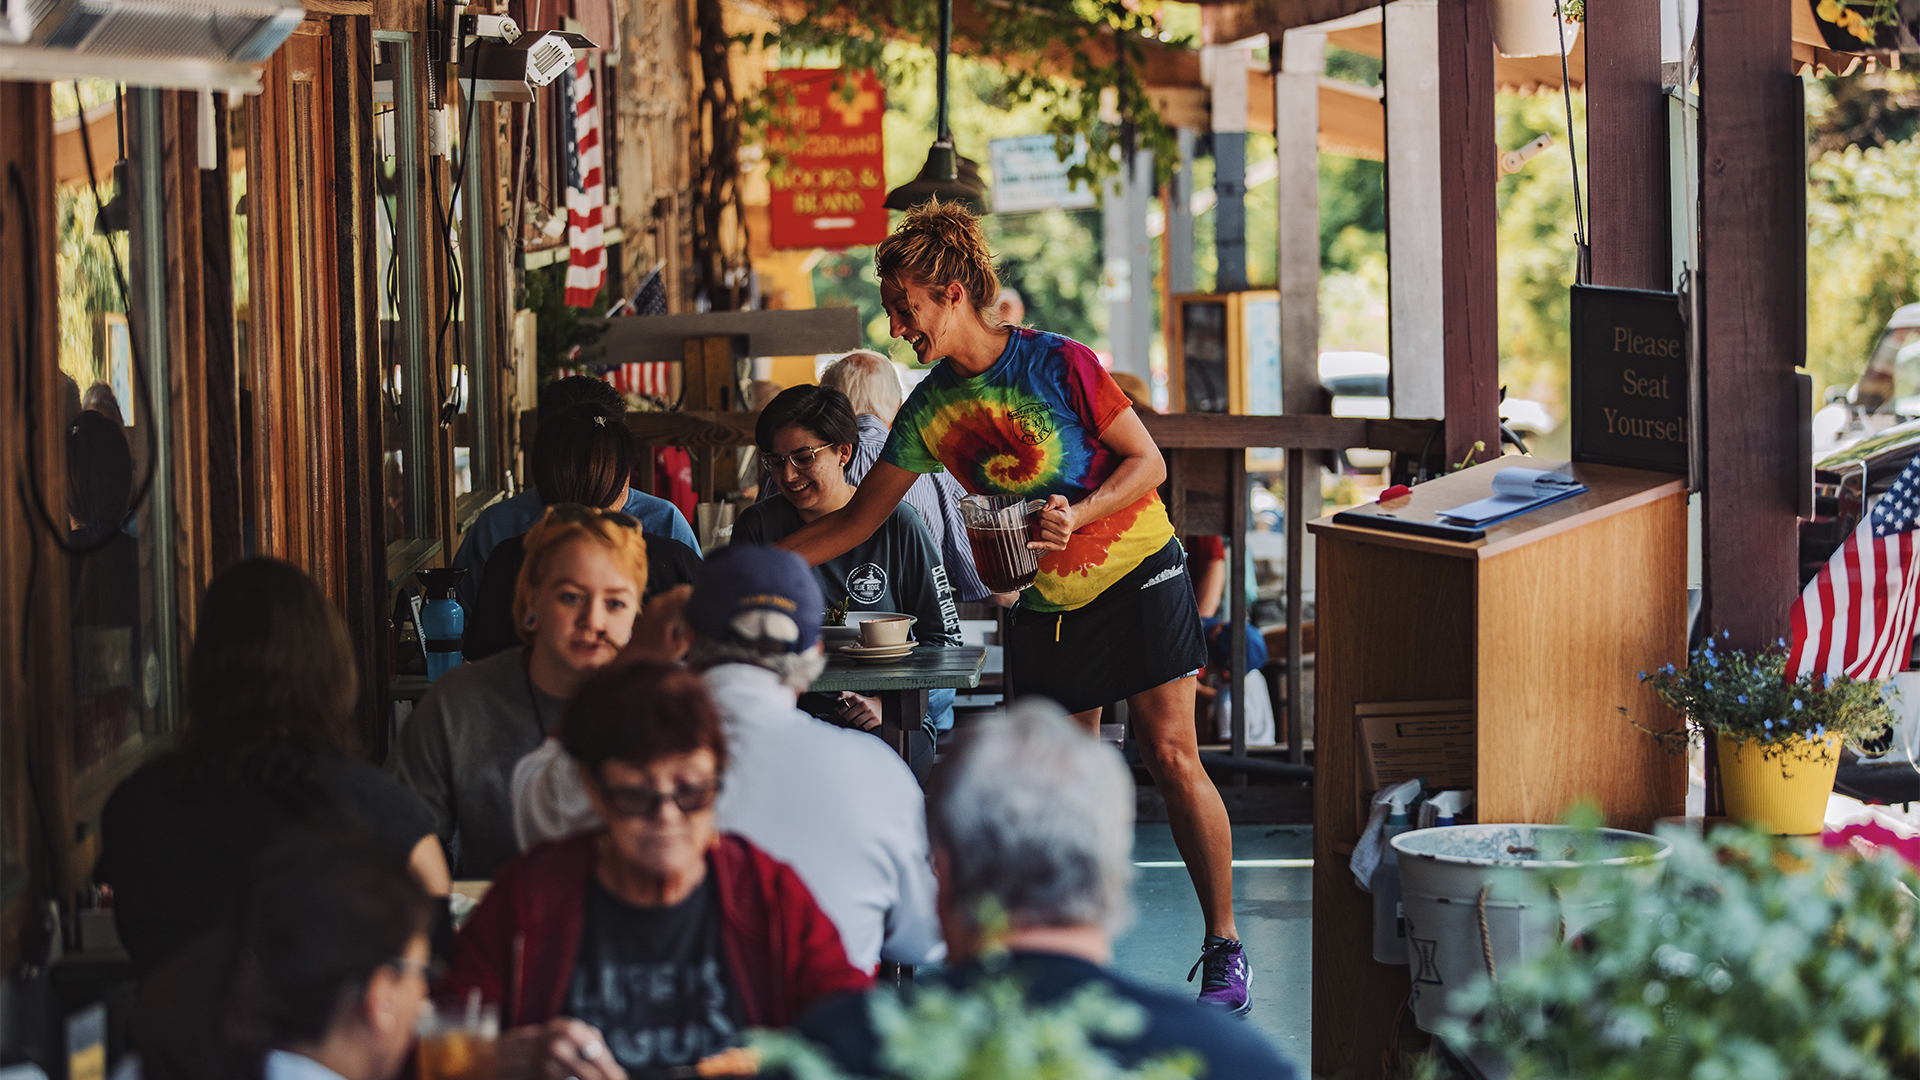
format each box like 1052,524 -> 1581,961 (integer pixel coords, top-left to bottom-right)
1436,467 -> 1587,527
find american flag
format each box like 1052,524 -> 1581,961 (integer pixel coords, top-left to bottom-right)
1789,454 -> 1920,680
562,57 -> 605,308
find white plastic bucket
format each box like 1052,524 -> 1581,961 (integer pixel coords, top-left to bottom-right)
1390,824 -> 1670,1032
1488,0 -> 1582,57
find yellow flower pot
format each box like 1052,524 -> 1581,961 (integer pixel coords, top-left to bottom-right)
1717,733 -> 1842,835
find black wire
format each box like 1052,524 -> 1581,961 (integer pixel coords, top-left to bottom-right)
430,44 -> 486,424
1552,3 -> 1586,252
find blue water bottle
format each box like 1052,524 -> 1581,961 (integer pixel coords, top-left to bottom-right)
414,568 -> 467,682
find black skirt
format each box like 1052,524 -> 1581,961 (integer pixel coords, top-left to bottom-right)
1007,538 -> 1207,714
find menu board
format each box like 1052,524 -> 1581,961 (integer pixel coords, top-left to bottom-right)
1570,284 -> 1690,475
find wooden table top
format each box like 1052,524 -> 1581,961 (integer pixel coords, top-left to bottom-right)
810,645 -> 988,693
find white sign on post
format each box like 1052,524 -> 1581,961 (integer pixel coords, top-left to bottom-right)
989,135 -> 1097,214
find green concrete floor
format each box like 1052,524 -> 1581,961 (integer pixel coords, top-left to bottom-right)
1110,824 -> 1313,1072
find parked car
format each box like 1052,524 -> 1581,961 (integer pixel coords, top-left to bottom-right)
1316,351 -> 1556,472
1810,303 -> 1920,458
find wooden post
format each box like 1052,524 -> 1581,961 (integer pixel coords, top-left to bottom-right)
1699,0 -> 1801,648
1436,0 -> 1501,467
1228,448 -> 1249,774
1585,0 -> 1668,290
1385,0 -> 1445,424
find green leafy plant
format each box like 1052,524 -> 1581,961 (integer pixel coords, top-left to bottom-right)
1627,632 -> 1895,764
1444,822 -> 1920,1079
750,971 -> 1199,1080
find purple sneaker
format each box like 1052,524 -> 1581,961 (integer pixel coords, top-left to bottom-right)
1188,936 -> 1253,1017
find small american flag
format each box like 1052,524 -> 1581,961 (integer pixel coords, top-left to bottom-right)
1789,454 -> 1920,680
563,57 -> 605,308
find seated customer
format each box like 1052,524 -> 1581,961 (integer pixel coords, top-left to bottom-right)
734,385 -> 961,763
465,405 -> 702,661
130,824 -> 436,1080
390,505 -> 645,879
511,545 -> 945,973
797,702 -> 1296,1079
453,375 -> 697,616
98,559 -> 447,978
446,662 -> 869,1077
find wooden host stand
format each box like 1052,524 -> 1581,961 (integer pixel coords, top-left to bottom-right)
1307,459 -> 1690,1079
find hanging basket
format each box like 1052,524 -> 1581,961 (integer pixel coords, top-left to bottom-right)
1808,0 -> 1908,51
1717,733 -> 1842,836
1489,0 -> 1581,58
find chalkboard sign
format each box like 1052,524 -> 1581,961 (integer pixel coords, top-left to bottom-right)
1570,284 -> 1690,474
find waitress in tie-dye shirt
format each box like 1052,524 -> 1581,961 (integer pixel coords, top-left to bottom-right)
776,200 -> 1252,1017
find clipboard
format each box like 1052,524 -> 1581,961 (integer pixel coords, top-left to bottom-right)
1330,503 -> 1488,542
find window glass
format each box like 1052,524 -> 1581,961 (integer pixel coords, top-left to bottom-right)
376,33 -> 430,545
52,82 -> 180,786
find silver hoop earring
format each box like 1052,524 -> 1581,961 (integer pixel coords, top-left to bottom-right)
524,612 -> 537,630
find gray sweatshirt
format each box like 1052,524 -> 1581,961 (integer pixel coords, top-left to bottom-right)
387,648 -> 562,879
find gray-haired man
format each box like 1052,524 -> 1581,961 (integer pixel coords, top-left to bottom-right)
796,703 -> 1295,1078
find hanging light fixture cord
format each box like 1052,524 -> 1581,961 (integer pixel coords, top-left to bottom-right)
1553,0 -> 1589,283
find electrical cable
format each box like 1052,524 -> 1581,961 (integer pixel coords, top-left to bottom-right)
1552,1 -> 1588,284
430,43 -> 485,426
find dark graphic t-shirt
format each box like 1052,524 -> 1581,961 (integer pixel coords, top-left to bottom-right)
733,498 -> 962,646
564,875 -> 745,1070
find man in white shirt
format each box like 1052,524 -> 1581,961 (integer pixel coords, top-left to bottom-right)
511,544 -> 944,973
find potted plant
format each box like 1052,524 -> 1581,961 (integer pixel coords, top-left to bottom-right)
1440,822 -> 1920,1078
1489,0 -> 1581,59
1630,632 -> 1894,835
1809,0 -> 1908,52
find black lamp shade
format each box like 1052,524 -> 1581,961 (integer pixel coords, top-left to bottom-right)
884,145 -> 989,214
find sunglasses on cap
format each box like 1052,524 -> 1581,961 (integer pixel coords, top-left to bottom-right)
593,775 -> 723,819
543,503 -> 640,529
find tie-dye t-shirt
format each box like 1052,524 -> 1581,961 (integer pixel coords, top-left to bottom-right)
880,328 -> 1174,613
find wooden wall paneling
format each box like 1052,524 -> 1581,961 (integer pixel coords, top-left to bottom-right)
1698,0 -> 1801,648
162,90 -> 213,644
1584,0 -> 1669,291
0,80 -> 77,966
247,49 -> 293,562
1474,494 -> 1689,830
1435,0 -> 1501,465
201,97 -> 247,573
333,14 -> 393,753
1310,537 -> 1475,1079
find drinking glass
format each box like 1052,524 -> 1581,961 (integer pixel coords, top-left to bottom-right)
417,993 -> 498,1080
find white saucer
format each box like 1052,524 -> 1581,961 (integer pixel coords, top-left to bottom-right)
840,641 -> 919,663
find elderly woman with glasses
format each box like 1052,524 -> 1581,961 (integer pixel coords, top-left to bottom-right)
446,662 -> 869,1080
733,385 -> 962,772
389,504 -> 648,880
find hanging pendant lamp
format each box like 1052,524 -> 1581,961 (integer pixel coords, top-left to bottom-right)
884,0 -> 989,213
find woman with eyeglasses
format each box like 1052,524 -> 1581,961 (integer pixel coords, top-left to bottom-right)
447,662 -> 868,1079
734,384 -> 962,769
129,824 -> 437,1080
389,505 -> 647,880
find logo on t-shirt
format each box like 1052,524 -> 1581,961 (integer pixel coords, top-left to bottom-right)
1008,403 -> 1056,446
847,563 -> 888,605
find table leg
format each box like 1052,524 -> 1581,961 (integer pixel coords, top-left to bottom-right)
878,688 -> 930,763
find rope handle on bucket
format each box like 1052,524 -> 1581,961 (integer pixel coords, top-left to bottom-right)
1475,883 -> 1571,983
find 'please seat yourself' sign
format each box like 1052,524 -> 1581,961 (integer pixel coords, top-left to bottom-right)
1570,284 -> 1690,474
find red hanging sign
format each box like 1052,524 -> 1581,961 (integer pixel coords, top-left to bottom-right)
766,69 -> 888,250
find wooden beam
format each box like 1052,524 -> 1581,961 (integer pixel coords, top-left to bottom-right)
1585,0 -> 1668,291
575,306 -> 860,365
1436,0 -> 1501,466
1200,0 -> 1377,45
1699,0 -> 1802,649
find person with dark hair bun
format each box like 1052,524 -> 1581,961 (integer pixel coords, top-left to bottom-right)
452,376 -> 698,615
130,823 -> 438,1080
776,198 -> 1251,1016
98,559 -> 448,978
733,384 -> 961,775
446,662 -> 867,1080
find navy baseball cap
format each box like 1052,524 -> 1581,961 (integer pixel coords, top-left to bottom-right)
685,544 -> 824,654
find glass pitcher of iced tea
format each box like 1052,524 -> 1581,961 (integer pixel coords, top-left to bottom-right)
417,993 -> 499,1080
958,494 -> 1046,594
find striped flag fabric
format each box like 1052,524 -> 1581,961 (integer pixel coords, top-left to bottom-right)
563,57 -> 605,308
1789,453 -> 1920,680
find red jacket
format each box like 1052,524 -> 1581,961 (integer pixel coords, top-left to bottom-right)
445,832 -> 871,1029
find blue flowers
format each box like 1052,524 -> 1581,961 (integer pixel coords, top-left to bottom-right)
1723,630 -> 1732,639
1815,724 -> 1827,737
1704,682 -> 1714,690
1792,699 -> 1804,712
1640,670 -> 1648,679
1664,663 -> 1677,675
1763,719 -> 1773,729
1737,695 -> 1748,704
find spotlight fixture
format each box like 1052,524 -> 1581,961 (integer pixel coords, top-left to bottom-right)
467,28 -> 594,102
883,0 -> 987,213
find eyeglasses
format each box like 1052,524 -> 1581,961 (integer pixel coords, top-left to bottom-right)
544,503 -> 640,529
759,444 -> 836,475
594,776 -> 722,819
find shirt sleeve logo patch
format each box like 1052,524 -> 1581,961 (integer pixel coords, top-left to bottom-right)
1008,403 -> 1057,447
847,563 -> 888,605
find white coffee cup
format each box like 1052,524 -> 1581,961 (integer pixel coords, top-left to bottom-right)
859,616 -> 913,647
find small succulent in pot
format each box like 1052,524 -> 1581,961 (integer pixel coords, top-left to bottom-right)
1625,631 -> 1895,765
